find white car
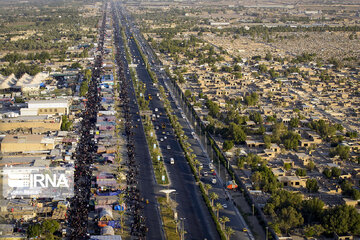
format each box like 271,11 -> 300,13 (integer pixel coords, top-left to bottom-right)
212,178 -> 217,184
170,158 -> 174,164
164,136 -> 167,140
156,126 -> 159,130
222,204 -> 228,209
155,108 -> 158,112
167,145 -> 171,150
209,163 -> 214,170
160,138 -> 164,142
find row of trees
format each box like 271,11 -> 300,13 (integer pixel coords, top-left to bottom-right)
264,190 -> 360,237
0,62 -> 44,78
27,219 -> 60,239
2,51 -> 51,63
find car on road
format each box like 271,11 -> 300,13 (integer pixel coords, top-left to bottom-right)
242,228 -> 247,232
166,132 -> 170,135
212,178 -> 217,184
203,171 -> 208,177
155,108 -> 158,112
222,204 -> 228,209
157,115 -> 160,118
209,163 -> 214,170
164,136 -> 167,140
156,126 -> 159,130
167,145 -> 171,150
170,158 -> 174,164
160,138 -> 164,142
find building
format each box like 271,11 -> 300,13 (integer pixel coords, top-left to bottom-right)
20,98 -> 70,116
0,135 -> 55,153
278,175 -> 306,188
0,115 -> 62,132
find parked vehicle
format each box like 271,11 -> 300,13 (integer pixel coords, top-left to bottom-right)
170,158 -> 174,164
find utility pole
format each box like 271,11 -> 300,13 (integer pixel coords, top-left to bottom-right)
180,217 -> 185,240
265,226 -> 268,240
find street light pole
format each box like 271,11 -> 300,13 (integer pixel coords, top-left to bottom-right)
180,217 -> 185,240
266,226 -> 268,240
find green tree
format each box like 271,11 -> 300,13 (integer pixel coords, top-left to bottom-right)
219,216 -> 230,230
306,179 -> 319,193
301,198 -> 324,224
249,111 -> 263,124
224,226 -> 235,240
229,123 -> 246,144
307,160 -> 315,171
27,224 -> 41,238
268,68 -> 279,78
283,163 -> 292,171
264,135 -> 271,149
206,99 -> 220,118
330,145 -> 350,160
61,115 -> 72,131
276,206 -> 304,234
41,219 -> 60,234
281,131 -> 301,150
204,184 -> 212,194
289,118 -> 299,128
244,92 -> 259,106
295,168 -> 307,176
322,205 -> 360,235
214,202 -> 223,219
331,167 -> 342,178
323,168 -> 332,178
223,140 -> 234,152
304,224 -> 325,237
209,192 -> 219,207
79,79 -> 89,97
346,131 -> 358,139
258,64 -> 268,73
184,89 -> 192,98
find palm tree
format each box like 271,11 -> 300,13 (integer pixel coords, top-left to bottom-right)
194,159 -> 200,169
209,192 -> 219,207
198,165 -> 203,178
214,202 -> 223,219
204,184 -> 212,194
224,226 -> 235,240
118,195 -> 126,233
219,216 -> 230,230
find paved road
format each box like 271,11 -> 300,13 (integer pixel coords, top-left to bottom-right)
118,7 -> 254,239
118,6 -> 255,239
116,4 -> 221,239
112,7 -> 165,239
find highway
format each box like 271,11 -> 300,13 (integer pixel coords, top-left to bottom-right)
117,4 -> 255,240
112,6 -> 165,239
115,3 -> 221,239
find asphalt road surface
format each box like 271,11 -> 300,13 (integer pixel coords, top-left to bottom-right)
117,6 -> 221,240
113,8 -> 165,239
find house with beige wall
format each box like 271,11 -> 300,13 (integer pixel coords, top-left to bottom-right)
0,135 -> 55,153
